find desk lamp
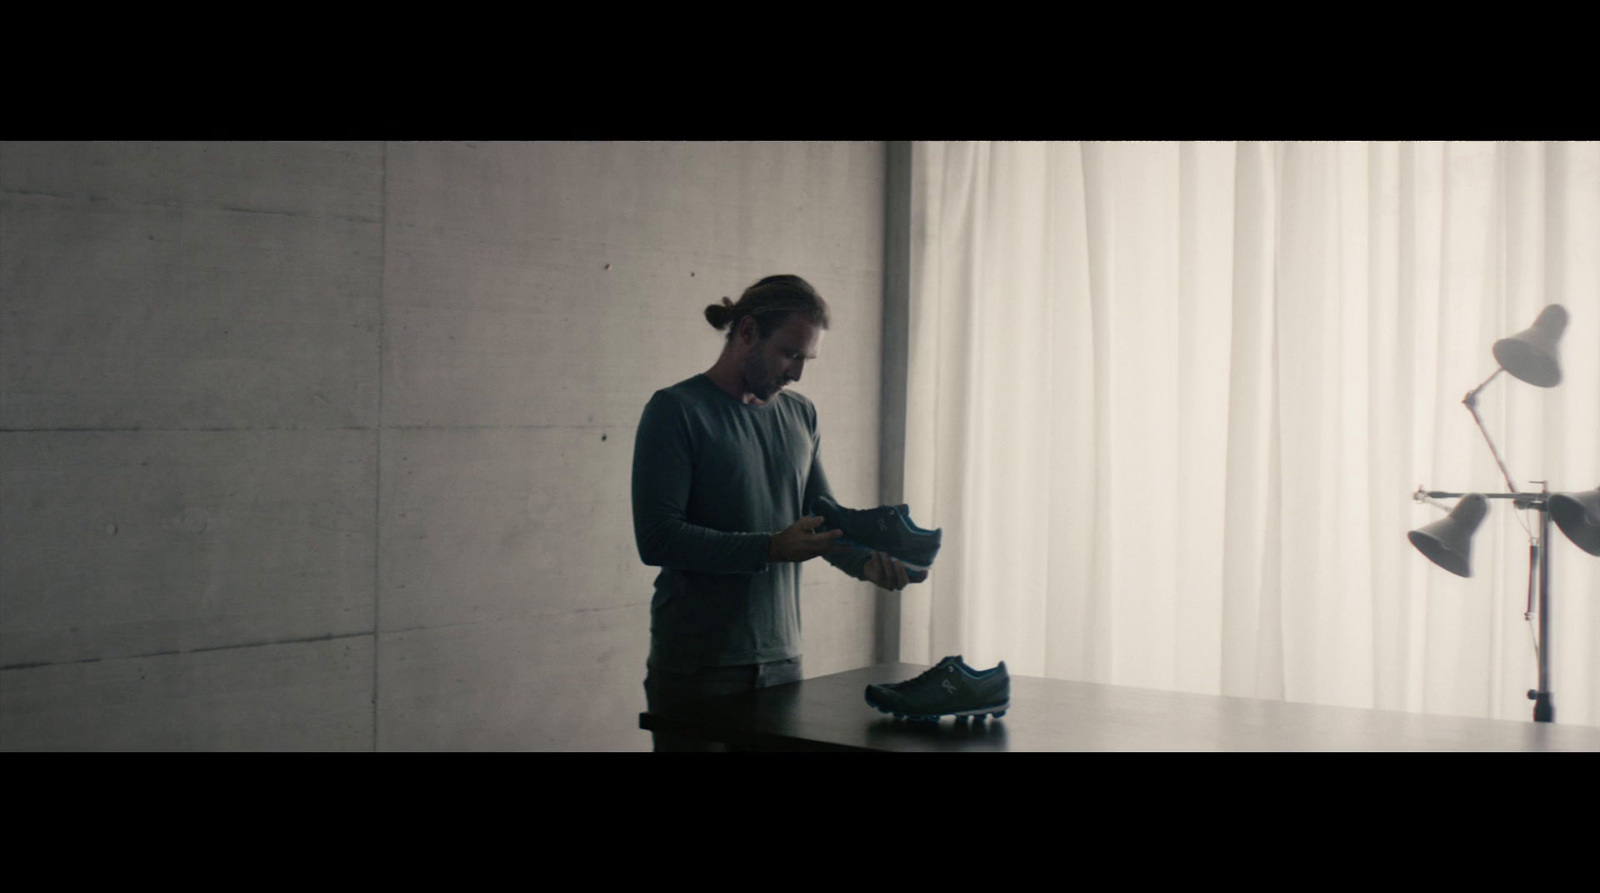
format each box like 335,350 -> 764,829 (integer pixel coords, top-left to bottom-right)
1409,305 -> 1599,723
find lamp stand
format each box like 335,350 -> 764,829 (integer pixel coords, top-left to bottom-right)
1418,487 -> 1554,723
1533,486 -> 1554,723
1460,367 -> 1554,722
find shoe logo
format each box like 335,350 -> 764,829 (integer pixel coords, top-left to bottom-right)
941,679 -> 957,694
878,519 -> 889,532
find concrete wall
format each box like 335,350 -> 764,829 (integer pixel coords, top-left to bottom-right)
0,141 -> 887,751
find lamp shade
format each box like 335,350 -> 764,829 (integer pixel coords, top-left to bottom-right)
1550,487 -> 1600,557
1492,304 -> 1568,387
1409,493 -> 1489,577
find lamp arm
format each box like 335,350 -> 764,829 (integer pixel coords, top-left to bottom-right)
1417,488 -> 1545,509
1462,367 -> 1520,494
1413,490 -> 1455,512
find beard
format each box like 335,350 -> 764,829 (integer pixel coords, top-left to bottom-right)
741,353 -> 782,401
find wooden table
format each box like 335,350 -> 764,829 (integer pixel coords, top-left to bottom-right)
639,662 -> 1600,751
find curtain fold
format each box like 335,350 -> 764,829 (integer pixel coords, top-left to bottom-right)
905,141 -> 1600,725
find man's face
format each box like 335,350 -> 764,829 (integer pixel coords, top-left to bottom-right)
739,314 -> 824,402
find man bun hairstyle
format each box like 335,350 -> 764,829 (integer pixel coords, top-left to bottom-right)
704,296 -> 739,330
704,274 -> 830,343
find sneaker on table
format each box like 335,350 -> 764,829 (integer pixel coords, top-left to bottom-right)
865,656 -> 1010,722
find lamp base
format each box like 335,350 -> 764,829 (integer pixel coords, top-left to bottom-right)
1529,690 -> 1555,723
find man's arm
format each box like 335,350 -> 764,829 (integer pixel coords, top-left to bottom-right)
631,392 -> 773,574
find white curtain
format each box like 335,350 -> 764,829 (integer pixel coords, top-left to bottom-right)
903,142 -> 1600,726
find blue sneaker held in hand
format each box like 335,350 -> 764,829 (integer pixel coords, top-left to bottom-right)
810,494 -> 942,581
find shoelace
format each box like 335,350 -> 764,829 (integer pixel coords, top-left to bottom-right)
894,659 -> 959,689
839,505 -> 889,528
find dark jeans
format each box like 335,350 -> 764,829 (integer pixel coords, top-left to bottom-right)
643,658 -> 803,752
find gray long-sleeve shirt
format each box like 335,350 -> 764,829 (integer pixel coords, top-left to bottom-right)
631,373 -> 867,672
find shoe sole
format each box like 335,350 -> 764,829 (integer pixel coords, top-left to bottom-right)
864,692 -> 1009,722
833,538 -> 934,580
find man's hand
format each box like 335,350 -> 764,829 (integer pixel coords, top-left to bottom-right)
863,551 -> 913,591
770,515 -> 845,562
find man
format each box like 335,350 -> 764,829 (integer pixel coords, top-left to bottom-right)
631,274 -> 915,751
